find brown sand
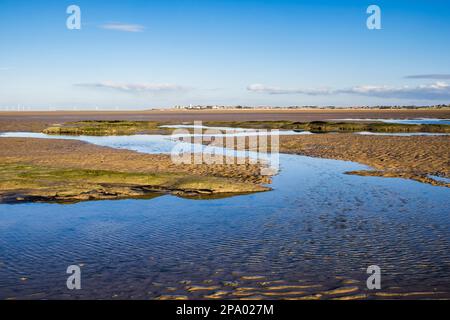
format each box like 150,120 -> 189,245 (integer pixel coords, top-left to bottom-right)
1,109 -> 449,132
0,138 -> 270,203
278,134 -> 450,187
0,138 -> 269,185
1,110 -> 449,189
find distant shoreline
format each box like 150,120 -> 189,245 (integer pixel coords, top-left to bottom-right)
1,107 -> 450,113
1,109 -> 450,133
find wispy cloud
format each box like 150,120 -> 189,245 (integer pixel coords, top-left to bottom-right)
247,84 -> 333,95
405,74 -> 450,80
248,82 -> 450,100
100,23 -> 145,33
341,82 -> 450,100
76,81 -> 188,93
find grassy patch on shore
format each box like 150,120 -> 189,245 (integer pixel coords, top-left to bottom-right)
43,120 -> 172,136
0,163 -> 268,203
204,120 -> 450,133
42,120 -> 450,135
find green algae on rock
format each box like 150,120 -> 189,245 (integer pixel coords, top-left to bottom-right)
0,163 -> 269,204
43,120 -> 173,136
204,120 -> 450,133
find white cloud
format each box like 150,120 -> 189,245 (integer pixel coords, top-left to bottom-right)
100,23 -> 145,32
341,82 -> 450,100
405,74 -> 450,80
248,82 -> 450,100
76,81 -> 188,93
247,84 -> 333,95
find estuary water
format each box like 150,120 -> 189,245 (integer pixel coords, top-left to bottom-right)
0,131 -> 449,299
329,118 -> 450,125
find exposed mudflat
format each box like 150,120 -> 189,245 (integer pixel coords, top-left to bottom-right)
1,109 -> 449,132
0,138 -> 270,203
277,134 -> 450,187
0,113 -> 449,300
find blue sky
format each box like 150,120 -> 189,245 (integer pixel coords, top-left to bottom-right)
0,0 -> 450,109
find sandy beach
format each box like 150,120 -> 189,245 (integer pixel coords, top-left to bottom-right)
1,110 -> 449,192
278,134 -> 450,187
0,109 -> 449,132
0,138 -> 270,203
203,132 -> 449,187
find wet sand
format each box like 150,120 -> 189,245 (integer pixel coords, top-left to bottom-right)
1,109 -> 449,132
151,275 -> 448,300
278,134 -> 450,187
0,138 -> 270,203
1,109 -> 449,189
